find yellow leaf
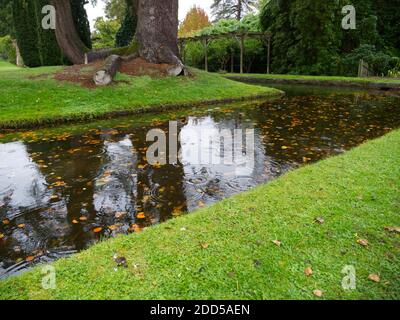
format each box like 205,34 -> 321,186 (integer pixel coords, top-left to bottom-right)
384,226 -> 400,233
313,290 -> 323,297
108,225 -> 118,231
2,219 -> 10,225
129,224 -> 142,233
272,240 -> 282,247
368,274 -> 380,283
93,227 -> 103,233
304,267 -> 313,276
0,233 -> 4,239
18,224 -> 25,229
79,216 -> 88,221
26,256 -> 35,262
357,239 -> 369,247
72,219 -> 79,224
137,212 -> 145,219
201,242 -> 209,249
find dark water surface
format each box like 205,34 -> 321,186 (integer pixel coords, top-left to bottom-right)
0,85 -> 399,278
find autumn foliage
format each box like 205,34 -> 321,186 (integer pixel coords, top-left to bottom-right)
178,6 -> 211,38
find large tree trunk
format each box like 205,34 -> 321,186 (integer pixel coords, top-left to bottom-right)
51,0 -> 87,64
135,0 -> 182,68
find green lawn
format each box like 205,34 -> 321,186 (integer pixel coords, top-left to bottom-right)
0,60 -> 280,129
1,129 -> 399,300
227,73 -> 400,85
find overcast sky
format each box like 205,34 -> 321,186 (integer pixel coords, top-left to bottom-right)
86,0 -> 214,29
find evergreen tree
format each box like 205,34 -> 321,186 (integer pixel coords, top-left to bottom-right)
12,0 -> 41,67
260,0 -> 399,75
115,0 -> 137,47
34,0 -> 64,66
71,0 -> 92,49
0,0 -> 14,37
211,0 -> 257,21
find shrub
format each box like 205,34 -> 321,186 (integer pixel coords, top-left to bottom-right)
0,35 -> 16,64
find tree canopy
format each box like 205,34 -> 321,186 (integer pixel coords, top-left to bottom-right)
211,0 -> 257,21
260,0 -> 399,75
179,6 -> 211,37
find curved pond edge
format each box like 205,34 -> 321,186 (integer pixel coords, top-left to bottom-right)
0,91 -> 284,132
0,129 -> 399,299
226,75 -> 400,91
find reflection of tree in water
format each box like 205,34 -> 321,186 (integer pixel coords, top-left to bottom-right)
92,135 -> 138,232
0,142 -> 49,272
132,122 -> 188,225
179,115 -> 267,211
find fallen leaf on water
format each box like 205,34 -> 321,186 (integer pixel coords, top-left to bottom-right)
137,212 -> 145,219
50,195 -> 59,200
72,219 -> 79,224
129,224 -> 142,233
304,267 -> 313,276
272,240 -> 282,247
281,146 -> 289,150
93,227 -> 103,233
18,224 -> 25,229
384,226 -> 400,234
368,274 -> 380,283
357,239 -> 369,247
2,219 -> 10,225
200,243 -> 209,249
313,290 -> 323,297
108,225 -> 118,231
115,212 -> 127,219
26,256 -> 35,262
79,216 -> 88,221
0,233 -> 4,239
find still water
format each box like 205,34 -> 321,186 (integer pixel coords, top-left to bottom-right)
0,85 -> 399,278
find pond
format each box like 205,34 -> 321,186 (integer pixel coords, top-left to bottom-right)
0,85 -> 399,278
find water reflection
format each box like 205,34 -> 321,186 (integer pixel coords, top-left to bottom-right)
1,87 -> 399,278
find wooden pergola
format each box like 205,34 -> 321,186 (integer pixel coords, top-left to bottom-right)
178,31 -> 272,74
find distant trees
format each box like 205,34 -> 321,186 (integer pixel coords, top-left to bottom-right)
211,0 -> 257,21
179,6 -> 211,37
260,0 -> 399,76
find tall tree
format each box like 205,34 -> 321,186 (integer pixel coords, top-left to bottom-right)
0,0 -> 14,37
178,5 -> 211,37
211,0 -> 256,21
115,0 -> 137,47
52,0 -> 183,69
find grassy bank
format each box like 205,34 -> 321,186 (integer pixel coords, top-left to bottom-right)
226,73 -> 400,88
0,61 -> 280,129
0,129 -> 399,300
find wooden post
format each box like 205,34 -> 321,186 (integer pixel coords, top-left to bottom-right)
203,37 -> 209,72
267,37 -> 271,74
230,49 -> 234,73
239,35 -> 244,74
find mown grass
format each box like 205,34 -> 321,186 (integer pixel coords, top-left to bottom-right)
0,129 -> 399,300
227,73 -> 400,84
0,60 -> 280,129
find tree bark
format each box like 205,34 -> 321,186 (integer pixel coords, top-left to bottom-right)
51,0 -> 87,64
135,0 -> 183,69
